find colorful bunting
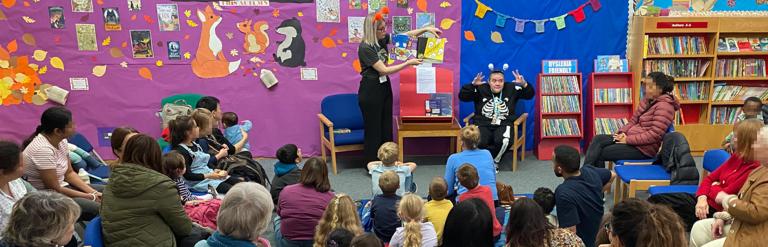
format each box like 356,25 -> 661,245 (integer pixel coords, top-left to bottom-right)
513,18 -> 527,33
569,4 -> 587,23
495,13 -> 509,28
471,0 -> 600,35
590,0 -> 602,11
474,0 -> 492,18
550,14 -> 567,30
532,20 -> 547,33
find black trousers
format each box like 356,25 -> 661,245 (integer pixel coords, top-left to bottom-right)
359,79 -> 393,162
583,134 -> 650,168
215,176 -> 243,194
478,125 -> 512,163
648,193 -> 716,231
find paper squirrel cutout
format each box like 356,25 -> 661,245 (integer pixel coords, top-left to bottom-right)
191,5 -> 241,79
237,20 -> 269,55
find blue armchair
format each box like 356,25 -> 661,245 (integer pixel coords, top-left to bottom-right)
318,94 -> 365,174
83,216 -> 104,247
647,149 -> 730,196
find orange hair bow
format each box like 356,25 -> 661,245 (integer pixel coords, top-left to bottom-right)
374,7 -> 390,21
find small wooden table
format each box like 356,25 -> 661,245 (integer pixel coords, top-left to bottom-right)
397,118 -> 462,161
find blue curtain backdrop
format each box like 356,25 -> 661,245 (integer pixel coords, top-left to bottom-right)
460,0 -> 630,151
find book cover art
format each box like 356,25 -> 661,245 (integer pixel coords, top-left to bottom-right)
102,8 -> 121,31
726,38 -> 738,52
595,55 -> 619,72
72,0 -> 93,12
392,34 -> 412,61
423,37 -> 445,63
127,0 -> 141,11
349,0 -> 361,9
761,37 -> 768,51
429,93 -> 452,116
393,16 -> 411,34
750,38 -> 762,51
415,12 -> 435,38
316,0 -> 340,23
49,6 -> 65,29
368,0 -> 387,14
130,30 -> 154,58
737,38 -> 752,52
397,0 -> 408,8
167,41 -> 181,60
347,16 -> 365,43
156,4 -> 180,31
718,38 -> 728,52
75,24 -> 97,51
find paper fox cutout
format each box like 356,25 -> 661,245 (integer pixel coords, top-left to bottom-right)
191,6 -> 241,79
237,20 -> 269,55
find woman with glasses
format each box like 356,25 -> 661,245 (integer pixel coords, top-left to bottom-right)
356,7 -> 441,163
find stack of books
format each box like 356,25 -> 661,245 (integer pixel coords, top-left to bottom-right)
674,82 -> 708,101
643,59 -> 710,78
594,88 -> 632,103
541,76 -> 580,94
710,106 -> 742,124
715,59 -> 767,77
542,96 -> 580,113
647,36 -> 708,55
718,37 -> 768,52
594,118 -> 629,135
711,83 -> 768,101
543,119 -> 581,136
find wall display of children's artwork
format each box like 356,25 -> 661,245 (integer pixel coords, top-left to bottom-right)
348,16 -> 365,43
273,17 -> 307,67
49,7 -> 65,29
397,0 -> 408,8
167,41 -> 181,60
127,0 -> 141,11
349,0 -> 362,9
393,16 -> 412,34
191,6 -> 241,79
75,24 -> 97,51
157,4 -> 180,32
368,0 -> 387,14
237,20 -> 270,54
130,30 -> 154,58
72,0 -> 93,12
316,0 -> 341,23
102,8 -> 122,31
415,12 -> 435,37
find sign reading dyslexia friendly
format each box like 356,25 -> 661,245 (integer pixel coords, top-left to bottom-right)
542,59 -> 578,74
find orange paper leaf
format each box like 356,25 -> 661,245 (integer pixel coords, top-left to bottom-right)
96,0 -> 104,5
143,15 -> 154,24
0,47 -> 9,60
321,37 -> 336,48
6,39 -> 17,53
352,59 -> 361,73
464,30 -> 476,41
329,28 -> 338,37
138,67 -> 153,80
336,39 -> 343,45
0,9 -> 6,20
1,0 -> 15,8
121,41 -> 127,48
272,9 -> 279,17
131,14 -> 137,21
184,34 -> 190,40
22,1 -> 28,7
417,0 -> 427,12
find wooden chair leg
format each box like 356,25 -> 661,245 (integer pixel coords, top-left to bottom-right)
321,142 -> 327,162
512,146 -> 518,172
628,181 -> 637,198
330,145 -> 338,175
613,179 -> 621,206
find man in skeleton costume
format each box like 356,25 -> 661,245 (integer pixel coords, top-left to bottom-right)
459,64 -> 534,168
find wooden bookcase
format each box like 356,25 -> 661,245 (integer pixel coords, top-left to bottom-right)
535,73 -> 583,160
586,72 -> 634,150
627,16 -> 768,155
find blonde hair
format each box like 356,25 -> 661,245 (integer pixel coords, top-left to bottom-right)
217,182 -> 273,242
379,170 -> 400,194
734,118 -> 763,162
191,108 -> 213,135
2,191 -> 80,246
362,13 -> 384,46
314,194 -> 363,247
377,142 -> 398,165
398,194 -> 425,247
461,125 -> 481,150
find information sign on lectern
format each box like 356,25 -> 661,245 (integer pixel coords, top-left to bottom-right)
398,66 -> 455,124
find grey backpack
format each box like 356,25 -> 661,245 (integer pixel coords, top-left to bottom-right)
158,99 -> 193,128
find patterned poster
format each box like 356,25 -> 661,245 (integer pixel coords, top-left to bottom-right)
393,16 -> 411,34
156,4 -> 180,31
49,6 -> 65,29
415,12 -> 435,38
75,24 -> 97,51
130,30 -> 154,58
316,0 -> 340,23
102,8 -> 122,31
71,0 -> 93,12
127,0 -> 141,11
397,0 -> 408,8
348,16 -> 365,43
368,0 -> 387,14
167,41 -> 181,60
349,0 -> 362,9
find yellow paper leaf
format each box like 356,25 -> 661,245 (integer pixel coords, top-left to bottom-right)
183,52 -> 191,59
21,16 -> 35,23
491,31 -> 504,43
155,60 -> 163,67
92,65 -> 107,77
32,50 -> 47,61
28,63 -> 38,71
49,56 -> 64,70
440,18 -> 456,30
101,36 -> 111,46
14,73 -> 29,83
440,1 -> 452,8
186,19 -> 198,27
0,60 -> 8,69
22,33 -> 36,46
184,10 -> 191,18
109,47 -> 124,58
298,11 -> 303,17
272,9 -> 279,17
212,2 -> 223,11
341,52 -> 347,58
38,65 -> 47,74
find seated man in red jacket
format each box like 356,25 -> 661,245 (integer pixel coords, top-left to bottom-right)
583,72 -> 680,168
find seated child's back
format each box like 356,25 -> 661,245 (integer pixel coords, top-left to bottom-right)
456,164 -> 501,237
534,187 -> 558,227
368,142 -> 416,196
424,177 -> 453,244
222,112 -> 252,152
371,171 -> 402,243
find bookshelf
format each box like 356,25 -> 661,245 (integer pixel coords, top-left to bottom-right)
535,73 -> 583,160
586,72 -> 634,150
628,16 -> 768,154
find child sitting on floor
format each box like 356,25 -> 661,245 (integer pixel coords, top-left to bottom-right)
723,97 -> 763,152
534,187 -> 558,227
456,164 -> 502,238
222,111 -> 252,156
270,144 -> 302,204
390,193 -> 438,247
313,194 -> 364,247
424,177 -> 452,245
367,142 -> 417,197
371,171 -> 402,243
162,151 -> 215,203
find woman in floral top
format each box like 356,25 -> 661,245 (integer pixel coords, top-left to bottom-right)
0,141 -> 29,234
505,198 -> 584,247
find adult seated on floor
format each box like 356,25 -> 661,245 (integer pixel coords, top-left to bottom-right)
195,96 -> 248,155
505,198 -> 584,247
601,198 -> 687,247
0,141 -> 29,234
583,72 -> 679,168
109,126 -> 138,162
276,157 -> 334,247
0,191 -> 80,247
195,182 -> 273,247
22,106 -> 103,222
444,125 -> 498,203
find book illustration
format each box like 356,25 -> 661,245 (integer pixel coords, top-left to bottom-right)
416,37 -> 445,63
392,34 -> 412,61
718,38 -> 727,52
75,24 -> 98,51
72,0 -> 93,12
237,20 -> 270,54
157,4 -> 180,31
102,8 -> 121,31
127,0 -> 141,11
750,38 -> 761,51
737,38 -> 751,52
347,16 -> 365,43
349,0 -> 361,9
167,41 -> 181,60
316,0 -> 340,23
415,12 -> 435,38
393,16 -> 412,34
397,0 -> 408,8
368,0 -> 387,14
130,30 -> 154,58
49,6 -> 65,29
427,93 -> 452,116
726,38 -> 738,52
761,37 -> 768,51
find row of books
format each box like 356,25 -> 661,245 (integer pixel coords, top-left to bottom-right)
543,118 -> 581,136
542,95 -> 581,113
711,84 -> 768,101
715,59 -> 767,78
718,37 -> 768,52
594,118 -> 628,135
594,88 -> 632,103
643,59 -> 710,78
710,106 -> 742,124
674,110 -> 683,125
674,82 -> 708,101
541,76 -> 580,94
647,36 -> 708,55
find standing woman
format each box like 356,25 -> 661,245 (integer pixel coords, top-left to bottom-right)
357,7 -> 442,162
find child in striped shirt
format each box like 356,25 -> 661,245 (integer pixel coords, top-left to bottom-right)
162,151 -> 213,204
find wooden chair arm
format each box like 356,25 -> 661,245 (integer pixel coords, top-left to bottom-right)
318,113 -> 334,128
463,113 -> 475,126
514,113 -> 528,126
